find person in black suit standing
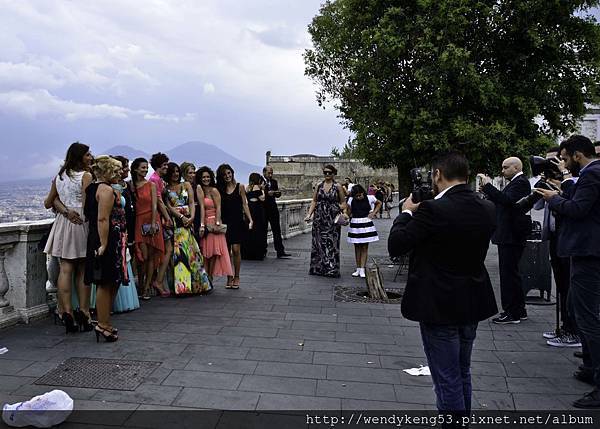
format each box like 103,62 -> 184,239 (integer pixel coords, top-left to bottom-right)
536,135 -> 600,409
263,166 -> 291,258
389,152 -> 497,423
478,157 -> 532,324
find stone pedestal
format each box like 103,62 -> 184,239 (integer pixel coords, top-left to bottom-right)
0,219 -> 53,328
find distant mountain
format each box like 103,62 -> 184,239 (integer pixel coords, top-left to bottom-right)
103,141 -> 262,183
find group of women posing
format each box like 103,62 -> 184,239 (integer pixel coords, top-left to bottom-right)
44,143 -> 258,343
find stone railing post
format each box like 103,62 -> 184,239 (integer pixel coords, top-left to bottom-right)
280,204 -> 289,238
0,219 -> 53,328
0,244 -> 14,308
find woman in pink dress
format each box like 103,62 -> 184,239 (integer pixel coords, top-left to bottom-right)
195,166 -> 233,284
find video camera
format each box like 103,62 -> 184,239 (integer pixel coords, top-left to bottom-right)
515,156 -> 563,211
409,167 -> 434,203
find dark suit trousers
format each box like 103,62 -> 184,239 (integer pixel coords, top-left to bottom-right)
549,234 -> 574,333
498,244 -> 526,318
265,204 -> 285,255
568,256 -> 600,389
420,322 -> 477,422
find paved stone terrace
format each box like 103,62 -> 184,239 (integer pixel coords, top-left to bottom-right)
0,207 -> 589,417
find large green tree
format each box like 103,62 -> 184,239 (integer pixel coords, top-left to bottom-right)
305,0 -> 600,178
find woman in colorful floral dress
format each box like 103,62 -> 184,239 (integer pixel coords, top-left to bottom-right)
164,163 -> 212,295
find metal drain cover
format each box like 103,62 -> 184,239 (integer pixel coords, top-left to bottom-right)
334,285 -> 403,304
35,358 -> 160,391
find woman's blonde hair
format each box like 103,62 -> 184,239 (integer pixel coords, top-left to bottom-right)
92,155 -> 122,181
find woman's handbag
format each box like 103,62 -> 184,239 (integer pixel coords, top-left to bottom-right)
334,213 -> 349,226
206,223 -> 227,234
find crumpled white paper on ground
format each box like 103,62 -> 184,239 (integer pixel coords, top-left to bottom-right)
0,347 -> 7,355
403,365 -> 431,376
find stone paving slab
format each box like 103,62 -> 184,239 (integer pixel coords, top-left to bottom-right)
0,207 -> 590,414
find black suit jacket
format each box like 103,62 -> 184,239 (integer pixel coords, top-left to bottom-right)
388,185 -> 498,324
481,174 -> 531,245
549,160 -> 600,258
264,178 -> 281,211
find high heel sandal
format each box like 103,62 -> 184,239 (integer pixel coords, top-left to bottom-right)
94,325 -> 118,343
74,309 -> 94,332
231,277 -> 240,289
91,321 -> 118,334
226,277 -> 234,289
152,282 -> 170,297
63,313 -> 79,334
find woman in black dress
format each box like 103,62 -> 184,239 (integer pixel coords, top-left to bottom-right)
242,173 -> 267,260
304,165 -> 347,277
84,156 -> 128,342
216,164 -> 253,288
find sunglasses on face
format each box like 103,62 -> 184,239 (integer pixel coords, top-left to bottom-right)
323,171 -> 333,175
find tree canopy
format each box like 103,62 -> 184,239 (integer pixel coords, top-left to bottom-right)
304,0 -> 600,175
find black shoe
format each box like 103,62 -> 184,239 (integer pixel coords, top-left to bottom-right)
63,313 -> 79,334
574,351 -> 585,359
520,309 -> 528,321
573,389 -> 600,409
492,313 -> 520,325
74,309 -> 94,332
574,369 -> 595,385
277,252 -> 292,258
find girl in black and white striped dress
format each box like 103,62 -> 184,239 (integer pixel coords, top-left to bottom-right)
346,185 -> 382,278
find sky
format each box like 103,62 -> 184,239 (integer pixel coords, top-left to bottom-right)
0,2 -> 599,182
0,0 -> 347,181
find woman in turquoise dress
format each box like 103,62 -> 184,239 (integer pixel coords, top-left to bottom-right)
164,163 -> 212,295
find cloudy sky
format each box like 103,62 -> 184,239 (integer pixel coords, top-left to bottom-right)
1,2 -> 598,182
0,0 -> 348,181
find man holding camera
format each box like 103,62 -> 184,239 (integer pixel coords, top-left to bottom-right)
388,153 -> 497,421
536,135 -> 600,409
478,157 -> 532,324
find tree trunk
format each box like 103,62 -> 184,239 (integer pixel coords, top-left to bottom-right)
365,260 -> 388,302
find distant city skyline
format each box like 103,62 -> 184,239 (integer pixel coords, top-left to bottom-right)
0,2 -> 598,181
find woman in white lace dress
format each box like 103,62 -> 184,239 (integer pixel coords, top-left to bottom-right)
44,142 -> 93,334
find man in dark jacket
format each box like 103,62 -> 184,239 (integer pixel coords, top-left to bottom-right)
536,135 -> 600,409
263,166 -> 290,258
478,157 -> 532,324
388,152 -> 497,422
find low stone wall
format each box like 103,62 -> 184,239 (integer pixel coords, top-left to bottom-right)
0,200 -> 314,329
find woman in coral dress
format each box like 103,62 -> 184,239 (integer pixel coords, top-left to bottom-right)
131,157 -> 165,300
195,166 -> 233,284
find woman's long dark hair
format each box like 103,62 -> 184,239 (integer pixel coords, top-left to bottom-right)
248,172 -> 262,187
216,163 -> 235,192
165,162 -> 180,185
58,142 -> 89,179
196,166 -> 216,188
131,157 -> 148,188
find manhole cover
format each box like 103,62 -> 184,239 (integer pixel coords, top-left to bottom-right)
334,285 -> 403,304
35,358 -> 160,391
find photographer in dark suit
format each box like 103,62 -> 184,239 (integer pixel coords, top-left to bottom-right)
263,166 -> 290,258
536,135 -> 600,409
478,157 -> 532,324
388,152 -> 497,422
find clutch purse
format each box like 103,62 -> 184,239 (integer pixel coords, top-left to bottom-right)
141,222 -> 159,236
334,213 -> 349,226
207,223 -> 228,234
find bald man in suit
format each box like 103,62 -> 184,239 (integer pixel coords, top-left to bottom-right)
479,157 -> 532,324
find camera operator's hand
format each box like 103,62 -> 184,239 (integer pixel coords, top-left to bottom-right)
534,187 -> 560,201
477,174 -> 492,187
402,194 -> 421,213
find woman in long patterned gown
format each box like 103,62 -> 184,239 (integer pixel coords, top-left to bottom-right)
164,163 -> 212,295
305,165 -> 346,278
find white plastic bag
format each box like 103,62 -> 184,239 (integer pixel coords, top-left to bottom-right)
2,390 -> 73,428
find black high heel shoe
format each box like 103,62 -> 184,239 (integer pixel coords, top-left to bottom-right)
94,325 -> 118,343
74,309 -> 94,332
63,313 -> 79,334
91,321 -> 118,334
53,309 -> 63,326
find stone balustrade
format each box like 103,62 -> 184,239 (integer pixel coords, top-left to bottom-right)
0,200 -> 314,329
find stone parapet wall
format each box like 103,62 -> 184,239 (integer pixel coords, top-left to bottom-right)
267,153 -> 398,199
